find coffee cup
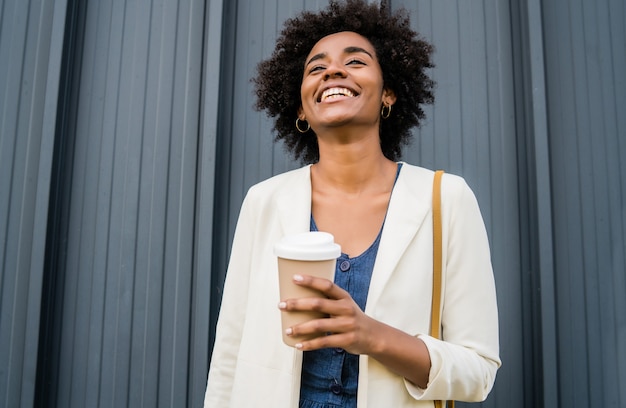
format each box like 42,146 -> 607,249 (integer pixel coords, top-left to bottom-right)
274,232 -> 341,346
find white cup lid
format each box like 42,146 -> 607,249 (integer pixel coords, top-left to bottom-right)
274,231 -> 341,261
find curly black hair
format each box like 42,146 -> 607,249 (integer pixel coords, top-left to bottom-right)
253,0 -> 434,164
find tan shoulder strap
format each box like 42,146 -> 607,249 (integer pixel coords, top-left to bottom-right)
431,170 -> 455,408
430,170 -> 444,340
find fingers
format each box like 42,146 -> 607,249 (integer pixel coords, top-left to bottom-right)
277,274 -> 349,315
278,295 -> 352,317
286,317 -> 372,354
281,313 -> 358,351
292,274 -> 347,299
294,331 -> 359,351
278,274 -> 372,353
278,281 -> 370,353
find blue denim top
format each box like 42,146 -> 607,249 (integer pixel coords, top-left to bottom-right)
299,164 -> 402,408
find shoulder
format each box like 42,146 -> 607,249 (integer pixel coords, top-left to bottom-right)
239,165 -> 311,218
246,165 -> 311,196
234,165 -> 311,237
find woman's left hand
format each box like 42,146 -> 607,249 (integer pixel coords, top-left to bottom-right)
278,273 -> 431,387
278,273 -> 379,355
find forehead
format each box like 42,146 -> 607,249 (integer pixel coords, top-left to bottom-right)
307,31 -> 377,58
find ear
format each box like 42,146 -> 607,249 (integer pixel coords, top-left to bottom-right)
297,106 -> 305,120
382,88 -> 397,106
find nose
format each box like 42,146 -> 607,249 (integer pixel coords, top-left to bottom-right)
324,63 -> 347,80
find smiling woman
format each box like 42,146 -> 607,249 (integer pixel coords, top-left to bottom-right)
205,1 -> 500,407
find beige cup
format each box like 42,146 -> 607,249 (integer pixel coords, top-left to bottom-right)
274,232 -> 341,346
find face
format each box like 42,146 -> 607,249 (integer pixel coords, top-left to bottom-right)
299,31 -> 395,132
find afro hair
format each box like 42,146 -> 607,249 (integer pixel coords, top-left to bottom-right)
253,0 -> 434,163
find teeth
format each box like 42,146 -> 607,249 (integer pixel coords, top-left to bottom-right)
321,87 -> 355,102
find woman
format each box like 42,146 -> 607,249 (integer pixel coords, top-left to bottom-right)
204,1 -> 500,407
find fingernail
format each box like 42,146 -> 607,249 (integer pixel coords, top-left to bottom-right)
295,343 -> 303,349
278,301 -> 286,309
293,274 -> 304,282
285,328 -> 292,335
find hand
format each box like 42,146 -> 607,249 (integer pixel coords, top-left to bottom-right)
278,273 -> 378,355
278,273 -> 431,387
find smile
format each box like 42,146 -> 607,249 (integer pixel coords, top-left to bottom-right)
318,87 -> 358,103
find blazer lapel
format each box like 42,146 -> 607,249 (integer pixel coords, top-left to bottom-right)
365,164 -> 433,312
274,165 -> 313,236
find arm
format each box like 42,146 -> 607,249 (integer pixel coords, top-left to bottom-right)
411,175 -> 501,401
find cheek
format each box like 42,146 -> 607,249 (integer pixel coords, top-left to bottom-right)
300,82 -> 316,108
300,78 -> 313,96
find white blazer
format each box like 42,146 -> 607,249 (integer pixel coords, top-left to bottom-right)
205,163 -> 500,407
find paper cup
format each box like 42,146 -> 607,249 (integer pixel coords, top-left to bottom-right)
274,232 -> 340,346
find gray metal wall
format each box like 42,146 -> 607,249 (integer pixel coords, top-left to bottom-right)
0,0 -> 69,406
37,0 -> 209,405
0,0 -> 624,407
543,0 -> 626,406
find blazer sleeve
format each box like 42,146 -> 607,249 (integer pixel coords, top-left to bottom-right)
204,191 -> 256,407
409,174 -> 501,402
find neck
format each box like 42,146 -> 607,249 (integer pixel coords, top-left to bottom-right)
312,129 -> 397,194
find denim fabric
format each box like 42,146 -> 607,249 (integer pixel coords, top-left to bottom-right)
299,164 -> 402,408
299,220 -> 381,408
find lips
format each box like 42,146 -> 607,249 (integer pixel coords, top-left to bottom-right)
318,87 -> 358,103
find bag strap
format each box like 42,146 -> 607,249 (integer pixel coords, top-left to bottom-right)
431,170 -> 455,408
430,170 -> 444,340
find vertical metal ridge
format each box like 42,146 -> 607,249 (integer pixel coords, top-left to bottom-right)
192,0 -> 224,402
607,4 -> 626,403
524,0 -> 560,405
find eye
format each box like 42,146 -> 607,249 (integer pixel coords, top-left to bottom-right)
346,59 -> 366,66
308,65 -> 325,74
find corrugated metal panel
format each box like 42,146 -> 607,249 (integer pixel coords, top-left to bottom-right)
509,0 -> 559,406
543,0 -> 626,406
193,0 -> 224,405
0,0 -> 68,406
37,0 -> 207,406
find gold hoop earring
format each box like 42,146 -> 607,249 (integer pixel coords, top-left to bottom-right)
296,118 -> 310,133
381,104 -> 392,119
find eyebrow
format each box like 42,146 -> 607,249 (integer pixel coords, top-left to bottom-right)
305,46 -> 374,67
